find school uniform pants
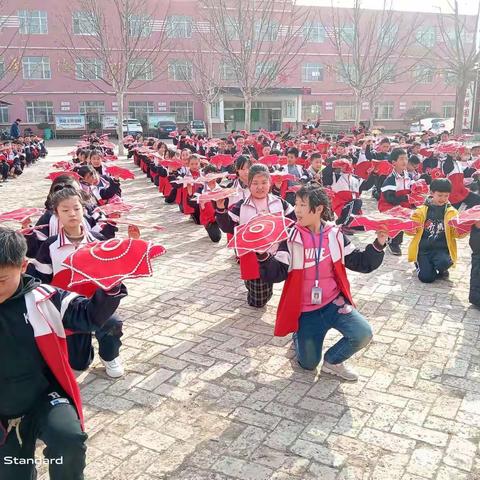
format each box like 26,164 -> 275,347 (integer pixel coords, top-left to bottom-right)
0,162 -> 8,180
244,279 -> 273,308
389,231 -> 403,247
470,252 -> 480,307
67,315 -> 123,371
416,249 -> 453,283
293,297 -> 373,370
0,388 -> 87,480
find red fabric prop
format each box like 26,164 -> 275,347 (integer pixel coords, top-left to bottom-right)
168,131 -> 178,138
209,154 -> 234,168
448,206 -> 480,233
419,148 -> 434,158
196,187 -> 238,205
349,214 -> 419,237
195,172 -> 228,184
95,200 -> 142,217
426,167 -> 445,179
387,206 -> 415,219
104,155 -> 118,162
258,155 -> 288,167
0,207 -> 44,223
332,159 -> 354,173
435,141 -> 467,156
46,171 -> 81,181
408,193 -> 426,207
106,166 -> 135,180
53,161 -> 73,170
62,238 -> 166,291
270,172 -> 296,184
372,160 -> 394,176
161,159 -> 183,170
411,179 -> 429,195
227,213 -> 295,257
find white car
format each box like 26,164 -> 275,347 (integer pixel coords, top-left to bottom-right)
189,120 -> 207,136
122,119 -> 143,136
410,117 -> 445,133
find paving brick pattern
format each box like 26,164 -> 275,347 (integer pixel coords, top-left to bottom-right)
2,141 -> 479,479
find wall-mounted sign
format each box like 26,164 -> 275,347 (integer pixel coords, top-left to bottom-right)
60,106 -> 70,111
325,102 -> 333,111
158,101 -> 167,107
60,101 -> 70,106
54,114 -> 86,130
102,114 -> 118,130
399,102 -> 407,111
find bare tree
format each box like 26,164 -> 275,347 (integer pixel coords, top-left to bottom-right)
326,0 -> 426,126
430,0 -> 480,134
197,0 -> 311,132
182,43 -> 224,137
60,0 -> 170,154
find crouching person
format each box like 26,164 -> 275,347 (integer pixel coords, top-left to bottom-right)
257,184 -> 387,381
0,227 -> 126,480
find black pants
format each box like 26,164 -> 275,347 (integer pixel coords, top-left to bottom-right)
205,222 -> 222,243
452,192 -> 480,210
416,249 -> 453,283
0,389 -> 87,480
245,279 -> 273,308
389,231 -> 404,247
67,315 -> 123,371
470,253 -> 480,307
0,162 -> 8,180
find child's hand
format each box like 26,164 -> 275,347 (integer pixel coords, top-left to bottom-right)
128,225 -> 141,239
375,230 -> 388,246
215,198 -> 226,209
475,221 -> 480,229
21,217 -> 32,229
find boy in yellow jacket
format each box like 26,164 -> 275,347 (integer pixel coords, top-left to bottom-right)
408,178 -> 466,283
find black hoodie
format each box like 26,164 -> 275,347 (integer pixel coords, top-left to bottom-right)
0,275 -> 52,418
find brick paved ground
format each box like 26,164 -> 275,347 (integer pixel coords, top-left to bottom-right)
2,141 -> 480,480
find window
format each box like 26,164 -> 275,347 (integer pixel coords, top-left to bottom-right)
340,26 -> 355,44
444,70 -> 457,85
377,63 -> 395,83
168,60 -> 192,81
255,61 -> 277,80
380,25 -> 398,47
446,29 -> 474,45
283,100 -> 296,118
18,10 -> 48,34
22,57 -> 51,80
220,62 -> 236,82
166,15 -> 192,38
416,27 -> 436,48
211,101 -> 220,119
302,63 -> 323,82
302,101 -> 323,122
442,102 -> 455,118
73,11 -> 96,35
414,65 -> 434,84
225,17 -> 239,40
374,101 -> 394,120
79,100 -> 105,125
26,101 -> 54,123
412,101 -> 431,114
335,101 -> 357,121
128,14 -> 153,37
305,22 -> 325,42
128,101 -> 154,124
170,101 -> 194,123
255,21 -> 279,41
0,105 -> 8,123
337,63 -> 357,83
75,59 -> 103,80
0,59 -> 4,79
128,60 -> 153,81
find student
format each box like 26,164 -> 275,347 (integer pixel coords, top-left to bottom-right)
306,152 -> 324,184
407,179 -> 466,283
379,148 -> 415,256
257,184 -> 387,380
77,165 -> 121,205
0,227 -> 126,480
27,189 -> 129,378
227,155 -> 252,205
216,164 -> 296,307
470,223 -> 480,307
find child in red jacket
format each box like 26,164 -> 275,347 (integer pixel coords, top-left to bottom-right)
258,184 -> 387,380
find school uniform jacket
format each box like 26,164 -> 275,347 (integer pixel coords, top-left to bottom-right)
23,278 -> 126,428
258,224 -> 385,336
378,171 -> 414,212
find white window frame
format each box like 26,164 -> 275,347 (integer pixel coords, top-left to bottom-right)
442,102 -> 455,118
128,60 -> 153,81
412,101 -> 432,114
335,101 -> 357,121
416,26 -> 436,48
18,10 -> 48,34
302,101 -> 323,122
72,11 -> 96,36
414,65 -> 434,84
0,105 -> 9,123
170,100 -> 194,123
166,15 -> 193,38
22,57 -> 51,80
374,101 -> 394,120
75,58 -> 103,81
128,14 -> 153,37
302,63 -> 323,82
168,60 -> 192,81
26,101 -> 54,123
305,22 -> 325,43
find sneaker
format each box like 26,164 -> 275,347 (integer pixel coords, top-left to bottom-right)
388,243 -> 402,256
437,270 -> 450,279
321,361 -> 359,381
100,357 -> 124,378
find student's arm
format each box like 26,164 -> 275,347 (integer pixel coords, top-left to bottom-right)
365,144 -> 376,160
344,234 -> 385,273
257,241 -> 290,283
53,285 -> 127,333
359,173 -> 377,193
281,198 -> 297,221
99,177 -> 122,200
322,164 -> 334,186
26,238 -> 54,284
215,200 -> 241,234
383,190 -> 409,205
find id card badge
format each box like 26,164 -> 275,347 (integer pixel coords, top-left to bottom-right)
311,286 -> 323,305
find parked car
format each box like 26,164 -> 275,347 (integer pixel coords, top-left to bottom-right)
409,117 -> 445,133
122,118 -> 143,136
431,117 -> 454,134
189,120 -> 207,136
157,120 -> 177,138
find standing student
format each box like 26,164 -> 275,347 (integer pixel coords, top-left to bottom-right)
257,184 -> 387,380
216,164 -> 296,307
0,227 -> 126,480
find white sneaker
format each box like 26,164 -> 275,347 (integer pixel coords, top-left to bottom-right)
100,357 -> 124,378
321,361 -> 358,381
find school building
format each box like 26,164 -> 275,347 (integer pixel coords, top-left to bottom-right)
0,0 -> 478,136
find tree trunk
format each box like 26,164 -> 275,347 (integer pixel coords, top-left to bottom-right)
454,84 -> 467,135
204,101 -> 213,137
116,92 -> 125,156
244,95 -> 252,132
368,99 -> 376,129
354,93 -> 362,126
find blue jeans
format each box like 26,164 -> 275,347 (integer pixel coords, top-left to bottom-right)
416,249 -> 452,283
293,298 -> 373,370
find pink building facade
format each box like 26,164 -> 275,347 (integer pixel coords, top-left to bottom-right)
0,0 -> 470,135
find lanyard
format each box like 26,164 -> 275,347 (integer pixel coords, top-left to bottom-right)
309,227 -> 324,288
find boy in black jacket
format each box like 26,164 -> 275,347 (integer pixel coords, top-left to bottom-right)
470,224 -> 480,307
0,227 -> 126,480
